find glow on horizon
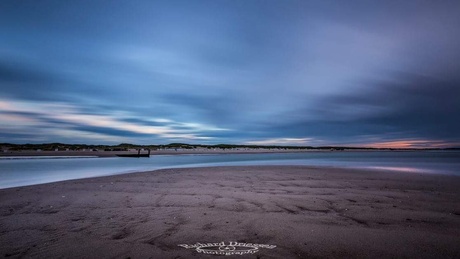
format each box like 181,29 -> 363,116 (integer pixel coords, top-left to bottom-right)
357,140 -> 457,149
1,98 -> 457,148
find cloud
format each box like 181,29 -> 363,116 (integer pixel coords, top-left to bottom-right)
0,61 -> 63,101
0,99 -> 228,144
1,1 -> 460,147
261,72 -> 460,146
357,139 -> 458,149
245,138 -> 315,146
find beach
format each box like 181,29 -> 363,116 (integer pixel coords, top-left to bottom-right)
1,166 -> 459,258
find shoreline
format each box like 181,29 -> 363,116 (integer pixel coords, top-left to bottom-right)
0,149 -> 326,157
0,148 -> 439,158
1,165 -> 459,258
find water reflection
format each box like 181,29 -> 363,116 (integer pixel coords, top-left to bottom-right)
1,151 -> 459,189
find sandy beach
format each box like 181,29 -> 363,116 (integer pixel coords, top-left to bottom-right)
1,166 -> 459,258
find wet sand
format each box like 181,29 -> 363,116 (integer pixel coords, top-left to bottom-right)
1,166 -> 459,258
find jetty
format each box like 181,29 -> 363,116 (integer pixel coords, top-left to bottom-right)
116,149 -> 150,158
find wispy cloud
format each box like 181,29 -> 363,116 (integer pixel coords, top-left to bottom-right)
245,138 -> 316,146
0,99 -> 228,144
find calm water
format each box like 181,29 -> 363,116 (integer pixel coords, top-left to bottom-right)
1,151 -> 459,189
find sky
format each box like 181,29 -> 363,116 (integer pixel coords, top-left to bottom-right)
1,0 -> 460,148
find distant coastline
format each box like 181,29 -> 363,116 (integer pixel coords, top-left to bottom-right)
1,142 -> 458,157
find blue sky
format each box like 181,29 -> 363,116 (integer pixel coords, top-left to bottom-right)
1,1 -> 460,147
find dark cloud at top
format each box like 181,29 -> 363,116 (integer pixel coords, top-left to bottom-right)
0,0 -> 459,146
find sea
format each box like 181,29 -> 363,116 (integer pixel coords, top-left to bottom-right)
1,151 -> 459,189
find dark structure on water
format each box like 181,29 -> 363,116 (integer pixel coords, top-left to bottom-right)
116,149 -> 150,158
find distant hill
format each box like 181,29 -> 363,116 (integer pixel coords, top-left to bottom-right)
1,142 -> 455,151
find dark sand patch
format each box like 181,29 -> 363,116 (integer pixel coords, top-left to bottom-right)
1,166 -> 459,258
